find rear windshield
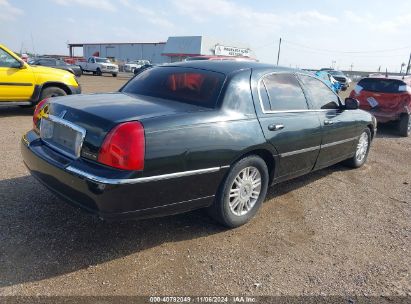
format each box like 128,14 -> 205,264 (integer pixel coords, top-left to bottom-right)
121,67 -> 226,108
357,78 -> 406,93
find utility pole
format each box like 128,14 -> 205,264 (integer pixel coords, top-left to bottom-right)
406,52 -> 411,76
350,63 -> 354,71
276,38 -> 282,66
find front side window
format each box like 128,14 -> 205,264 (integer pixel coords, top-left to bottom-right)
0,48 -> 20,68
121,67 -> 225,108
56,60 -> 68,66
38,59 -> 55,66
299,75 -> 340,109
259,73 -> 308,111
96,58 -> 111,63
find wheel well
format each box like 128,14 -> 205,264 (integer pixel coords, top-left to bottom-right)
367,124 -> 375,139
234,149 -> 276,185
41,82 -> 71,96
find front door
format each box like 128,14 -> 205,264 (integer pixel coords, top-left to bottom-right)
253,72 -> 322,181
0,47 -> 35,101
298,74 -> 359,169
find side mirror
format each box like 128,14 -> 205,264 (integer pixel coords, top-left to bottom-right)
345,97 -> 359,110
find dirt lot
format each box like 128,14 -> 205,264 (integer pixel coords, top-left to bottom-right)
0,74 -> 410,298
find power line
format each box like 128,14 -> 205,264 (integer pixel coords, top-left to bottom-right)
283,44 -> 409,58
282,39 -> 411,54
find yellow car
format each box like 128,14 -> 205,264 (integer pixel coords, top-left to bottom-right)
0,44 -> 81,107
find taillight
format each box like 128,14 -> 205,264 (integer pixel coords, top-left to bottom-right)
33,98 -> 49,130
98,121 -> 145,171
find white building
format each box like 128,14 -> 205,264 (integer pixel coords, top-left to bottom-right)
68,36 -> 254,64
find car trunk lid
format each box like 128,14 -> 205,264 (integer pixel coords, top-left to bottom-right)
44,92 -> 208,161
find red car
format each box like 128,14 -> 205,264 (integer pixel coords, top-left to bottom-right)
350,76 -> 411,136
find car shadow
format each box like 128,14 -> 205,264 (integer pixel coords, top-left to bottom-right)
375,122 -> 403,139
0,164 -> 341,287
0,106 -> 34,117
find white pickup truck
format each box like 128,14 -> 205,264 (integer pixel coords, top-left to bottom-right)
78,57 -> 119,77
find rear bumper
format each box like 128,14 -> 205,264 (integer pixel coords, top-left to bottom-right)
364,109 -> 404,123
21,131 -> 223,220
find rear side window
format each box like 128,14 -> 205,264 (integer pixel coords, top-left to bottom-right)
357,78 -> 406,93
38,59 -> 55,66
299,75 -> 339,109
121,67 -> 225,108
259,73 -> 308,111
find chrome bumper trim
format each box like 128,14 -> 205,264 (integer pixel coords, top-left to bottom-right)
65,166 -> 228,185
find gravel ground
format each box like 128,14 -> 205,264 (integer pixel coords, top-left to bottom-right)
0,75 -> 410,298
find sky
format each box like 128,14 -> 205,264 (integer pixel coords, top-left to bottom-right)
1,0 -> 411,72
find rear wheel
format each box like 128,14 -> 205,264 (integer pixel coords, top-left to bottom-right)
208,156 -> 269,228
344,129 -> 371,168
96,68 -> 102,76
398,114 -> 410,137
40,87 -> 67,100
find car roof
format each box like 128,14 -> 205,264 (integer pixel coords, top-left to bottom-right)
163,60 -> 297,75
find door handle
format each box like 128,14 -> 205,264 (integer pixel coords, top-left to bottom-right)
268,124 -> 284,131
324,120 -> 334,125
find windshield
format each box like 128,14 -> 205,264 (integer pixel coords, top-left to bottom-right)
328,71 -> 345,76
357,78 -> 406,93
121,66 -> 226,108
96,58 -> 111,63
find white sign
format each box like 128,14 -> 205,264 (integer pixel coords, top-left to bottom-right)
367,97 -> 379,108
214,45 -> 250,57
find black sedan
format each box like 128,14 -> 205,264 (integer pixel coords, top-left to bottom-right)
21,61 -> 376,227
29,57 -> 82,77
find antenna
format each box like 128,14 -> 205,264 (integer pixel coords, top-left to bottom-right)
406,52 -> 411,76
31,32 -> 36,56
276,38 -> 282,66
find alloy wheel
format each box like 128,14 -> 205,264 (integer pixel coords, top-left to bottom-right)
355,132 -> 369,162
228,166 -> 262,216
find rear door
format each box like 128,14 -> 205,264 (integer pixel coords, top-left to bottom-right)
298,74 -> 359,169
253,72 -> 322,181
0,47 -> 35,101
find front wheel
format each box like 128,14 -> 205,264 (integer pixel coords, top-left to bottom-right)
398,114 -> 410,137
112,73 -> 118,77
40,86 -> 67,100
208,156 -> 269,228
343,129 -> 371,168
96,68 -> 102,76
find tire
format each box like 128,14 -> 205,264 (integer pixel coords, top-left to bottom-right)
398,114 -> 410,137
96,68 -> 102,76
39,87 -> 67,101
80,67 -> 84,74
207,156 -> 269,228
343,128 -> 371,168
112,73 -> 118,77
